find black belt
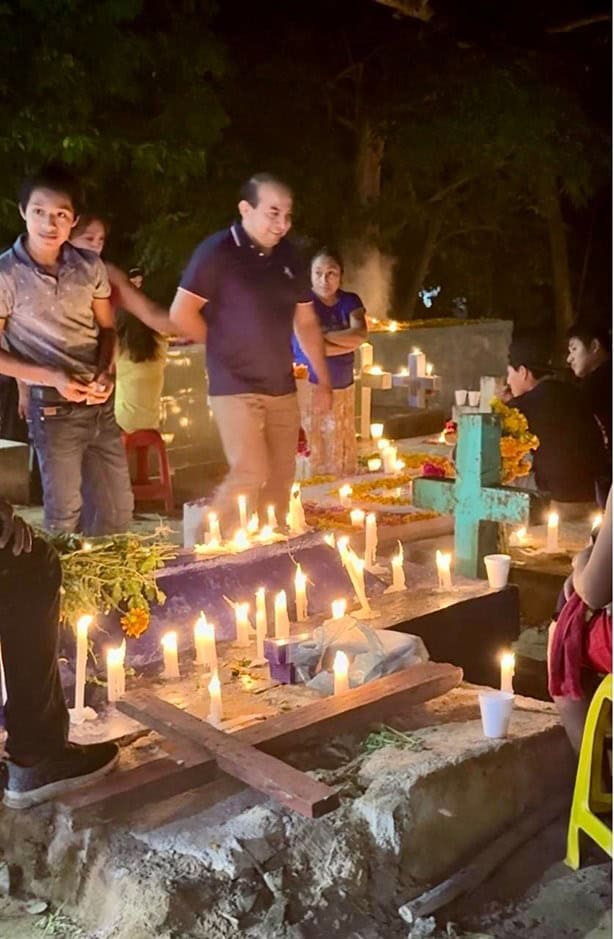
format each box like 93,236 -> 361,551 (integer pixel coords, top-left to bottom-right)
29,386 -> 66,403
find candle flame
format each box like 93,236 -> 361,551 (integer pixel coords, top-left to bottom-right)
387,320 -> 398,332
500,652 -> 515,669
334,650 -> 349,672
339,484 -> 353,499
161,631 -> 177,652
377,438 -> 390,451
323,532 -> 336,548
436,549 -> 451,569
592,513 -> 603,531
208,671 -> 221,695
426,362 -> 434,376
247,512 -> 259,534
548,511 -> 559,526
368,458 -> 382,471
233,529 -> 249,550
438,431 -> 446,444
107,640 -> 126,667
295,565 -> 307,588
370,422 -> 384,439
397,366 -> 409,376
76,613 -> 93,635
331,599 -> 347,620
369,365 -> 383,375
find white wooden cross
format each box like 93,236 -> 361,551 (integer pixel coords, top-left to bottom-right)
356,342 -> 393,440
392,348 -> 441,409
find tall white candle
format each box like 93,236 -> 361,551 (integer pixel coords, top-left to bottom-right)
255,587 -> 267,658
333,651 -> 350,695
233,529 -> 249,551
500,652 -> 515,693
364,513 -> 378,569
331,598 -> 347,621
161,631 -> 180,679
350,508 -> 365,528
367,457 -> 382,472
295,565 -> 308,621
339,484 -> 353,507
382,445 -> 398,474
234,602 -> 251,647
194,612 -> 217,672
274,590 -> 290,639
238,494 -> 248,530
207,671 -> 223,724
436,550 -> 453,589
408,349 -> 426,379
74,614 -> 92,716
208,512 -> 221,544
370,422 -> 384,442
347,549 -> 370,611
288,483 -> 308,534
106,641 -> 126,703
247,512 -> 259,534
391,542 -> 406,591
267,504 -> 278,528
546,511 -> 559,552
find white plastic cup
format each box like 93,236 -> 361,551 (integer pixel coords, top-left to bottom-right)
479,690 -> 514,738
468,391 -> 481,407
484,553 -> 512,589
454,389 -> 468,406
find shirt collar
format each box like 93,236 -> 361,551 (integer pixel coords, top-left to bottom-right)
230,221 -> 286,259
12,233 -> 77,273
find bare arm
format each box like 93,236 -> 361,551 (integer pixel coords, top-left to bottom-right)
92,296 -> 117,384
170,287 -> 208,344
324,308 -> 368,355
573,490 -> 612,610
106,262 -> 173,335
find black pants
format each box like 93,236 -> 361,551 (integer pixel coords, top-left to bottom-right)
0,538 -> 68,762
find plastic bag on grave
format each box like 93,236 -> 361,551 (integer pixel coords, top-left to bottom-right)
294,618 -> 429,695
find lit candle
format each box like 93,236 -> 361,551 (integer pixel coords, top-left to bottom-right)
360,342 -> 374,370
368,457 -> 382,472
267,504 -> 278,528
426,362 -> 434,377
591,513 -> 603,532
339,484 -> 353,507
500,652 -> 515,693
369,365 -> 383,375
387,320 -> 398,332
294,565 -> 308,621
323,532 -> 336,548
233,529 -> 249,551
546,511 -> 559,553
208,512 -> 221,543
436,550 -> 453,589
377,437 -> 390,451
74,614 -> 92,717
346,549 -> 371,612
238,494 -> 248,530
207,671 -> 223,724
394,458 -> 406,472
333,651 -> 350,694
288,482 -> 308,534
194,612 -> 217,672
255,587 -> 267,659
331,598 -> 347,621
382,445 -> 398,474
364,513 -> 378,569
438,431 -> 446,444
350,508 -> 365,528
234,602 -> 251,647
106,641 -> 126,703
247,512 -> 259,534
161,631 -> 180,679
370,422 -> 384,442
256,524 -> 274,543
510,526 -> 527,547
391,542 -> 406,591
274,590 -> 290,639
397,366 -> 409,377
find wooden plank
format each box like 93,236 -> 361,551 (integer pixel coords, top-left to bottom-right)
116,694 -> 340,819
65,662 -> 461,827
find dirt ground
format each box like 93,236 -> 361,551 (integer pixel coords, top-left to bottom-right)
0,817 -> 610,939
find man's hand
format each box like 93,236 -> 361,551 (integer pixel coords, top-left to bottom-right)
0,500 -> 33,556
17,381 -> 29,420
86,373 -> 115,404
49,370 -> 90,403
313,383 -> 333,413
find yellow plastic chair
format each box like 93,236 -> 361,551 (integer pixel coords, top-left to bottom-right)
566,673 -> 613,869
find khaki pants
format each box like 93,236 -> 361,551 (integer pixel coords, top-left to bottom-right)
209,392 -> 300,535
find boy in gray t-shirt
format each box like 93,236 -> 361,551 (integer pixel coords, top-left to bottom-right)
0,163 -> 133,534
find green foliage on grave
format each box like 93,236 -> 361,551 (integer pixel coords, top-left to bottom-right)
362,724 -> 429,754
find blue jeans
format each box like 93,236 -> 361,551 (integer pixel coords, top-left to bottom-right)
27,396 -> 134,535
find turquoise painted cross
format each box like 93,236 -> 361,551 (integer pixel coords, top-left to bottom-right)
413,413 -> 531,578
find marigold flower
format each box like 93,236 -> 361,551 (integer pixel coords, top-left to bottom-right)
121,606 -> 150,638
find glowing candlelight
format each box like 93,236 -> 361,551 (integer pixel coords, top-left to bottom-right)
267,504 -> 278,528
377,437 -> 390,451
436,550 -> 453,589
74,614 -> 92,717
360,342 -> 374,369
500,652 -> 515,693
368,457 -> 382,472
207,671 -> 223,724
194,612 -> 217,672
546,511 -> 559,553
408,349 -> 426,378
288,482 -> 308,534
106,641 -> 126,703
247,512 -> 259,535
382,445 -> 398,474
438,431 -> 446,444
256,524 -> 274,542
592,513 -> 603,532
161,631 -> 180,679
238,494 -> 248,530
234,602 -> 251,647
339,484 -> 353,506
369,365 -> 383,375
274,590 -> 290,639
323,532 -> 336,548
233,529 -> 250,551
387,320 -> 399,332
350,508 -> 365,528
255,587 -> 267,659
397,366 -> 409,377
391,542 -> 406,591
394,458 -> 406,472
331,599 -> 347,621
208,512 -> 221,543
370,422 -> 384,441
295,565 -> 308,621
333,651 -> 350,695
426,362 -> 434,376
510,526 -> 527,547
364,513 -> 378,569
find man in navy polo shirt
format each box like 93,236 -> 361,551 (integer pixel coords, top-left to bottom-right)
170,173 -> 332,533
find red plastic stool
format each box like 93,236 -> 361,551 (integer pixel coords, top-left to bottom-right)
121,430 -> 174,514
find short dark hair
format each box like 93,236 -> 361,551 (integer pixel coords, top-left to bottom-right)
19,162 -> 83,214
128,267 -> 144,280
239,173 -> 292,208
508,333 -> 553,379
312,246 -> 344,273
567,319 -> 611,353
72,213 -> 110,238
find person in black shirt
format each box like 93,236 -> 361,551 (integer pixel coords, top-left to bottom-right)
506,335 -> 607,506
567,320 -> 611,505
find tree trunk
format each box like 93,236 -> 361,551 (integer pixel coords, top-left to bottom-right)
406,211 -> 442,319
540,172 -> 574,356
356,119 -> 385,206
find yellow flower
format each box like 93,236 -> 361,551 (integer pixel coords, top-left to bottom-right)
121,607 -> 150,639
